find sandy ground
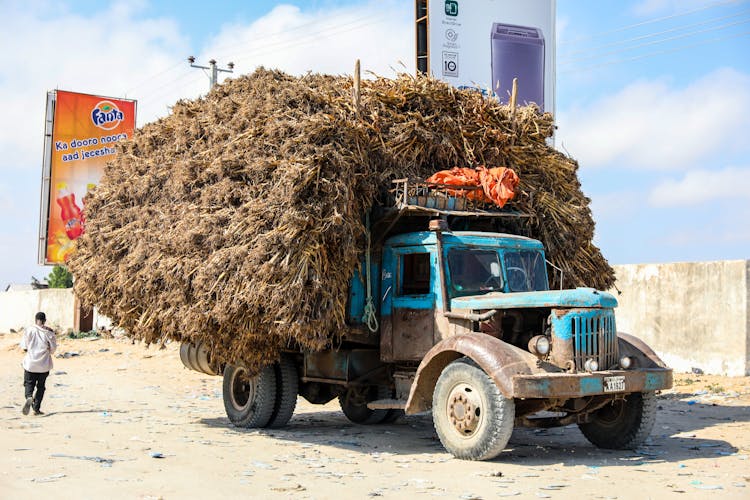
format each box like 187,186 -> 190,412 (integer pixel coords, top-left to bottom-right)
1,332 -> 748,499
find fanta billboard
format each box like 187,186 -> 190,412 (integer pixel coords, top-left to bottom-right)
38,90 -> 136,264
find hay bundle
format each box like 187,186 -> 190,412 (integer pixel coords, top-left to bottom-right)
69,68 -> 614,369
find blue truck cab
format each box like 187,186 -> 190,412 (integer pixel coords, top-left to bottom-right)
185,180 -> 672,460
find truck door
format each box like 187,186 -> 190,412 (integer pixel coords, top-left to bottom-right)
380,245 -> 436,362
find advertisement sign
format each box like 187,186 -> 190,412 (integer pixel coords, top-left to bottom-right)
417,0 -> 555,113
39,90 -> 136,264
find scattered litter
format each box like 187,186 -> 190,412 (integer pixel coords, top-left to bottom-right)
53,371 -> 67,375
539,484 -> 568,490
56,352 -> 80,359
691,367 -> 704,375
150,452 -> 165,458
31,473 -> 66,483
270,484 -> 306,492
692,484 -> 723,490
51,453 -> 115,465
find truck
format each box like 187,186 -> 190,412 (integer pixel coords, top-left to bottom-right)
180,179 -> 672,461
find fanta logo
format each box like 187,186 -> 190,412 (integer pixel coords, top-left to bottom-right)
91,101 -> 124,130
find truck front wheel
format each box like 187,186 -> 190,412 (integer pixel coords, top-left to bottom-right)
578,391 -> 657,449
432,359 -> 515,460
223,364 -> 277,428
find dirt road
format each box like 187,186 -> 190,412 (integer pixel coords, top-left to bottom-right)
1,332 -> 748,499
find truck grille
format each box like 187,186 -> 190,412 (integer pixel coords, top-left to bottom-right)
571,310 -> 618,371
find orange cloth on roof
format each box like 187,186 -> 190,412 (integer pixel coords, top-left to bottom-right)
425,166 -> 519,208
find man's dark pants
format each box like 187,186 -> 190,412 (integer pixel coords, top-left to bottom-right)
23,370 -> 49,411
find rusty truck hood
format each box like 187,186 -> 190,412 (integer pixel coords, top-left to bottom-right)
450,287 -> 618,310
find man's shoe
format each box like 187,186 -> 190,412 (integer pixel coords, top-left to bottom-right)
22,397 -> 33,415
33,410 -> 44,416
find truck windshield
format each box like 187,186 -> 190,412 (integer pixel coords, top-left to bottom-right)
504,250 -> 548,292
447,249 -> 503,295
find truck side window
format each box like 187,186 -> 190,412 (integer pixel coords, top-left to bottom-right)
398,253 -> 431,296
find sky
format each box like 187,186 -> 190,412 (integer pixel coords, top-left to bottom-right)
0,0 -> 748,287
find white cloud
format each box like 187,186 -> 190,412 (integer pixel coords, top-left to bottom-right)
557,68 -> 750,170
0,1 -> 191,172
201,1 -> 413,79
648,166 -> 750,206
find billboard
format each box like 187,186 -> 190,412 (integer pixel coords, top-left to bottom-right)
416,0 -> 555,113
38,90 -> 136,264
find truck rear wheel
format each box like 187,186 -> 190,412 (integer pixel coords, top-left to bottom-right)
432,359 -> 515,461
267,355 -> 299,428
223,364 -> 277,428
578,391 -> 657,449
339,385 -> 390,424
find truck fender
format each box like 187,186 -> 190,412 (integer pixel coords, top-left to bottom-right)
404,334 -> 543,414
617,332 -> 669,369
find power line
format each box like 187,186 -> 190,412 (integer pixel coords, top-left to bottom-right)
560,16 -> 750,65
123,60 -> 185,96
560,29 -> 750,73
559,0 -> 743,45
210,11 -> 380,57
228,16 -> 390,67
561,7 -> 750,58
216,13 -> 389,63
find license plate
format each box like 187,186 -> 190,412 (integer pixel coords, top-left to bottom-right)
603,376 -> 626,392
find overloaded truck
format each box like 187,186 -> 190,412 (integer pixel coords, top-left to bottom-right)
180,179 -> 672,460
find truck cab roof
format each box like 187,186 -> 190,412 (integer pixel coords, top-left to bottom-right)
385,231 -> 545,251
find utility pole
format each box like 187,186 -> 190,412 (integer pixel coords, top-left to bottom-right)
188,56 -> 234,90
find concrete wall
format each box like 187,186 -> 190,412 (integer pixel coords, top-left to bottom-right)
0,288 -> 76,332
611,260 -> 749,376
0,288 -> 112,334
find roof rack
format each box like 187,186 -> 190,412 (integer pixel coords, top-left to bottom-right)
389,178 -> 528,218
371,179 -> 529,245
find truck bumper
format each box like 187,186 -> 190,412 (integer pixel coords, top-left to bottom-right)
511,368 -> 673,399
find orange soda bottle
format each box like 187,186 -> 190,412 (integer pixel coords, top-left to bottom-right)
56,183 -> 83,240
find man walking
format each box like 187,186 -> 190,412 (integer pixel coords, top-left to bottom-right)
20,312 -> 57,416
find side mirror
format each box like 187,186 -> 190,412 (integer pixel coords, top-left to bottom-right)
490,261 -> 501,277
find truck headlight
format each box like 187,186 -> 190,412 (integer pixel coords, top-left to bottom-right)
619,356 -> 633,369
584,358 -> 599,372
528,335 -> 550,356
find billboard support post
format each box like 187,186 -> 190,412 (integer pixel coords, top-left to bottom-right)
38,91 -> 56,265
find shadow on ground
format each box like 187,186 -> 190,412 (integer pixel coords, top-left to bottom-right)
200,396 -> 748,466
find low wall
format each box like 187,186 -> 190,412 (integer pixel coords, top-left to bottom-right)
0,288 -> 76,332
0,289 -> 110,333
612,260 -> 749,376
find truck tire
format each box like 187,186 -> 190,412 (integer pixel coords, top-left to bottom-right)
578,391 -> 657,449
432,358 -> 515,461
267,355 -> 299,428
339,385 -> 390,424
223,364 -> 277,428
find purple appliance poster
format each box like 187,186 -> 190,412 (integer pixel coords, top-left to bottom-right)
423,0 -> 555,114
491,23 -> 545,110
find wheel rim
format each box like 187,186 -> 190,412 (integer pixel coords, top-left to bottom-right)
230,368 -> 255,411
446,382 -> 483,437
